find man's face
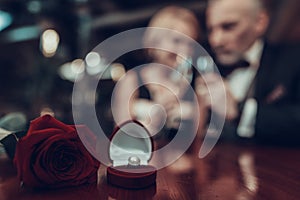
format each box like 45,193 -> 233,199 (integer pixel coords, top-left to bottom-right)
207,0 -> 262,65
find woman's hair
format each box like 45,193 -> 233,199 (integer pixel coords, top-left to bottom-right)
143,6 -> 200,47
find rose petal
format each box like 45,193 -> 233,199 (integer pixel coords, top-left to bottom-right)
27,115 -> 74,136
14,116 -> 100,188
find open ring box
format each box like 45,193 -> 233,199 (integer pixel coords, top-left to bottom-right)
107,120 -> 157,189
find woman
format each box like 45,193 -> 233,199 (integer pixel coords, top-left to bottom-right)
113,6 -> 202,139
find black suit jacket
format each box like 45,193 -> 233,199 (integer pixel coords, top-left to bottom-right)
253,42 -> 300,144
217,42 -> 300,144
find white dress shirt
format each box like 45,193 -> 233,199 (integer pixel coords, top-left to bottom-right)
227,40 -> 264,138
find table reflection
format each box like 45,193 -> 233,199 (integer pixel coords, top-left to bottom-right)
1,140 -> 300,200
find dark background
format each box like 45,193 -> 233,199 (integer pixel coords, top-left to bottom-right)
0,0 -> 299,133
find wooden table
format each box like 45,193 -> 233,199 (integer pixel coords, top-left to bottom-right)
1,141 -> 300,200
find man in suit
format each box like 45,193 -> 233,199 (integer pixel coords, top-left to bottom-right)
197,0 -> 300,144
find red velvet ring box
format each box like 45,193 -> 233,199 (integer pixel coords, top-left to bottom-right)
107,120 -> 157,189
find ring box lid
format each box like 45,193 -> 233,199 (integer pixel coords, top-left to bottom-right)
109,120 -> 153,167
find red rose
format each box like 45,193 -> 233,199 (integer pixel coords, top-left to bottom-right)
13,115 -> 100,188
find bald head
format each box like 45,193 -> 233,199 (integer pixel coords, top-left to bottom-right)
206,0 -> 269,65
208,0 -> 264,18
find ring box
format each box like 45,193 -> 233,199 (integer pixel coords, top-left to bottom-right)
107,120 -> 157,189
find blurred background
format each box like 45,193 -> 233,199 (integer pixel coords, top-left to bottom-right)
0,0 -> 299,133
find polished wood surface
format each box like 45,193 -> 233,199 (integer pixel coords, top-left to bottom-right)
1,141 -> 300,200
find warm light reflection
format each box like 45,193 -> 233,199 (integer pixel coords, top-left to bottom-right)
85,52 -> 105,75
238,152 -> 258,193
71,59 -> 85,74
110,63 -> 126,82
40,107 -> 55,117
58,59 -> 85,82
167,154 -> 193,173
41,29 -> 60,57
86,52 -> 101,67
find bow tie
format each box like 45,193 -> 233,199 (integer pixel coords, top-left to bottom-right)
217,60 -> 250,77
